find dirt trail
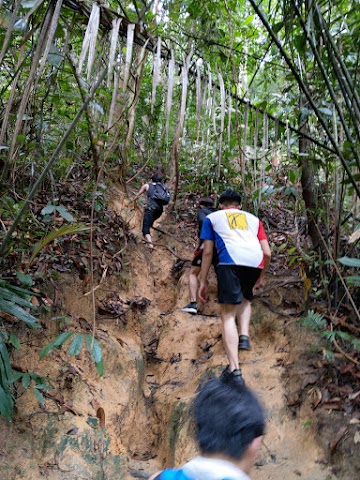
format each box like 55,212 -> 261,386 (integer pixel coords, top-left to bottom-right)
120,198 -> 335,480
0,188 -> 338,480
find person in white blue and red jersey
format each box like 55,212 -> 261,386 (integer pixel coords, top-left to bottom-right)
199,188 -> 271,385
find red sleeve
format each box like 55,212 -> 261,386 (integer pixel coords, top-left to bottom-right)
257,220 -> 268,241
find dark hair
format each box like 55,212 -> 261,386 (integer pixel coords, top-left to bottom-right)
151,173 -> 162,183
219,188 -> 242,206
193,377 -> 265,460
199,197 -> 214,207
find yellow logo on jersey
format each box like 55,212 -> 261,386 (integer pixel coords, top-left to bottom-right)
226,211 -> 248,230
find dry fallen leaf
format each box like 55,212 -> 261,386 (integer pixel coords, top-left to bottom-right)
309,386 -> 322,408
329,426 -> 348,454
349,418 -> 360,425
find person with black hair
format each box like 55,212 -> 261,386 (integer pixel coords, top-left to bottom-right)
199,188 -> 271,385
148,377 -> 265,480
182,197 -> 217,315
133,173 -> 170,249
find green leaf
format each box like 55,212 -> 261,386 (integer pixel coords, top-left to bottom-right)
0,385 -> 13,421
0,282 -> 38,297
39,331 -> 75,359
9,334 -> 20,349
22,373 -> 31,388
243,15 -> 254,25
345,275 -> 360,286
0,335 -> 12,382
299,107 -> 310,123
41,204 -> 56,215
68,333 -> 84,356
16,272 -> 33,288
95,358 -> 104,377
318,107 -> 333,116
26,224 -> 89,269
47,44 -> 63,66
273,22 -> 283,33
0,286 -> 35,309
288,256 -> 298,267
285,186 -> 299,197
55,206 -> 74,222
299,310 -> 327,329
86,334 -> 102,363
288,170 -> 296,183
34,384 -> 53,391
293,34 -> 306,54
0,298 -> 39,328
8,371 -> 24,382
33,387 -> 45,405
338,256 -> 360,268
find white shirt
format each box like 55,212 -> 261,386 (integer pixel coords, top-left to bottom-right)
182,456 -> 250,480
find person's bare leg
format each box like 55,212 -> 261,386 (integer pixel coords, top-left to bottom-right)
188,266 -> 200,302
144,233 -> 154,248
236,299 -> 251,336
221,304 -> 239,371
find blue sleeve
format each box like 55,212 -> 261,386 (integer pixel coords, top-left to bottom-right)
200,217 -> 215,241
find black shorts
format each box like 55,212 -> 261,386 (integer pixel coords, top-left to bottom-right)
142,205 -> 163,235
191,248 -> 219,267
216,265 -> 261,304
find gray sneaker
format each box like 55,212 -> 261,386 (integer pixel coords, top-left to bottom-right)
181,302 -> 197,314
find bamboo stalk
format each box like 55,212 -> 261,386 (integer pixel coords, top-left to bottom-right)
171,48 -> 193,206
151,36 -> 162,113
217,71 -> 226,179
107,17 -> 122,87
0,0 -> 22,67
0,68 -> 108,256
125,40 -> 150,151
291,0 -> 360,168
315,4 -> 360,119
248,0 -> 360,199
3,1 -> 55,178
254,109 -> 258,190
196,59 -> 202,142
123,23 -> 135,92
227,93 -> 232,144
165,48 -> 175,140
0,23 -> 27,146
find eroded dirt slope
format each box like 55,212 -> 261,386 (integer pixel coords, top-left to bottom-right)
0,185 -> 356,479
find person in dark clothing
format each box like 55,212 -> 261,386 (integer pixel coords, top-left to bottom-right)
133,173 -> 167,249
182,197 -> 217,314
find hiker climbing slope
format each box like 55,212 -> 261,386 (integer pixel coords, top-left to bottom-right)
199,188 -> 271,385
133,172 -> 170,249
182,197 -> 217,315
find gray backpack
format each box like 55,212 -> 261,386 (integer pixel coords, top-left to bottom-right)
149,182 -> 171,205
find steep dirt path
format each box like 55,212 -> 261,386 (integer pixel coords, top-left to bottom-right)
121,198 -> 335,480
0,187 -> 337,480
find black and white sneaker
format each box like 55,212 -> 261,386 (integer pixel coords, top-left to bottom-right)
220,366 -> 245,386
181,302 -> 197,314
